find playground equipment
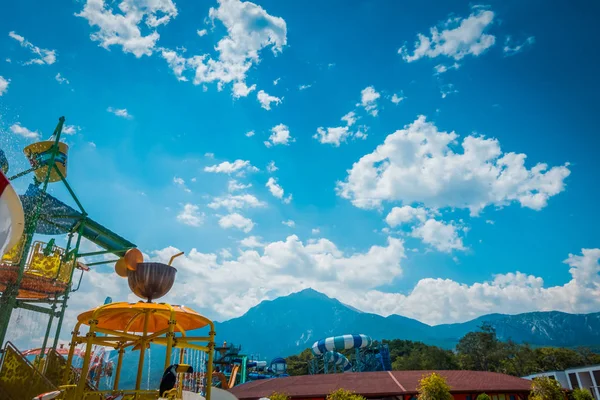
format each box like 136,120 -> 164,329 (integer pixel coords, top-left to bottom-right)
53,254 -> 217,399
0,116 -> 137,364
309,334 -> 392,374
213,342 -> 248,388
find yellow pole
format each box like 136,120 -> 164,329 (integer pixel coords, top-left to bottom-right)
135,310 -> 150,390
76,320 -> 97,397
206,323 -> 215,400
63,322 -> 81,385
164,307 -> 176,370
114,346 -> 125,390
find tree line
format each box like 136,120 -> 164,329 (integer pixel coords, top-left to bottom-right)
285,324 -> 600,377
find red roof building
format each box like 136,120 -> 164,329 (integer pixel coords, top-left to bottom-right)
229,371 -> 533,400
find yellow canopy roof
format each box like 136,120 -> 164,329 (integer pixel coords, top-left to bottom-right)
77,302 -> 212,333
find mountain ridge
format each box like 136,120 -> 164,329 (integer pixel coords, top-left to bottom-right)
213,288 -> 600,359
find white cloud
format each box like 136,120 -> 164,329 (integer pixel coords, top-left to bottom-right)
411,219 -> 465,253
228,179 -> 252,192
314,112 -> 368,146
204,159 -> 258,174
344,248 -> 600,325
177,204 -> 204,227
0,76 -> 9,96
173,176 -> 191,193
341,111 -> 357,127
205,152 -> 215,158
5,58 -> 11,63
400,6 -> 495,62
257,90 -> 282,110
440,83 -> 458,98
143,234 -> 404,319
55,73 -> 70,84
233,81 -> 256,98
220,249 -> 233,259
240,236 -> 264,248
265,124 -> 293,147
282,220 -> 295,228
311,228 -> 320,235
245,130 -> 255,137
107,107 -> 133,119
314,127 -> 351,147
434,62 -> 460,75
188,0 -> 287,95
273,78 -> 280,85
218,213 -> 254,233
197,29 -> 208,37
385,206 -> 428,227
266,177 -> 292,204
160,49 -> 188,81
76,0 -> 177,58
8,31 -> 57,65
208,194 -> 265,211
299,84 -> 312,91
504,36 -> 535,56
360,86 -> 380,116
391,93 -> 405,104
10,123 -> 40,140
337,115 -> 570,215
267,161 -> 278,173
62,125 -> 80,135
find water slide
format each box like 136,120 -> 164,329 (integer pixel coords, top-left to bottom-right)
311,334 -> 373,356
323,351 -> 352,372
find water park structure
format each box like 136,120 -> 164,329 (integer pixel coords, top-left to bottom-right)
212,342 -> 289,389
309,334 -> 392,374
0,117 -> 229,400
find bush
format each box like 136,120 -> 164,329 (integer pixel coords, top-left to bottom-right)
477,394 -> 491,400
572,389 -> 593,400
326,388 -> 366,400
530,377 -> 564,400
268,392 -> 290,400
417,372 -> 453,400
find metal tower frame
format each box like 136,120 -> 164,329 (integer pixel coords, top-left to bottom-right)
0,116 -> 134,363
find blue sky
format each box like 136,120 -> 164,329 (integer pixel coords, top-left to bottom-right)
1,0 -> 599,345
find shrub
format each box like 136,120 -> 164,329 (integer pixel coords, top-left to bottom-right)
530,376 -> 564,400
572,389 -> 593,400
417,372 -> 453,400
268,392 -> 290,400
477,394 -> 492,400
326,388 -> 366,400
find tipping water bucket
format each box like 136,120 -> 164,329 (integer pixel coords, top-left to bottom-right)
23,141 -> 69,183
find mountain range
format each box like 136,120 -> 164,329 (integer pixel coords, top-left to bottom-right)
213,288 -> 600,359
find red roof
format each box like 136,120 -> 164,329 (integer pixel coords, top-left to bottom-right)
229,371 -> 532,399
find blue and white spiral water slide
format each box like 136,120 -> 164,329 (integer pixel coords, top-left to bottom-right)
323,351 -> 352,372
311,334 -> 373,356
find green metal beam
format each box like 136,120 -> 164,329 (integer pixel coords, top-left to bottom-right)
15,301 -> 60,317
85,259 -> 119,267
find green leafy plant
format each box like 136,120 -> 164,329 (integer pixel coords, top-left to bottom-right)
572,388 -> 593,400
477,394 -> 491,400
268,392 -> 290,400
529,376 -> 564,400
326,388 -> 366,400
417,372 -> 453,400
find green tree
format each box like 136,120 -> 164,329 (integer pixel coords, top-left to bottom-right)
285,348 -> 313,376
417,372 -> 453,400
498,341 -> 539,377
529,376 -> 564,400
326,388 -> 366,400
572,389 -> 593,400
477,394 -> 491,400
456,324 -> 503,371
